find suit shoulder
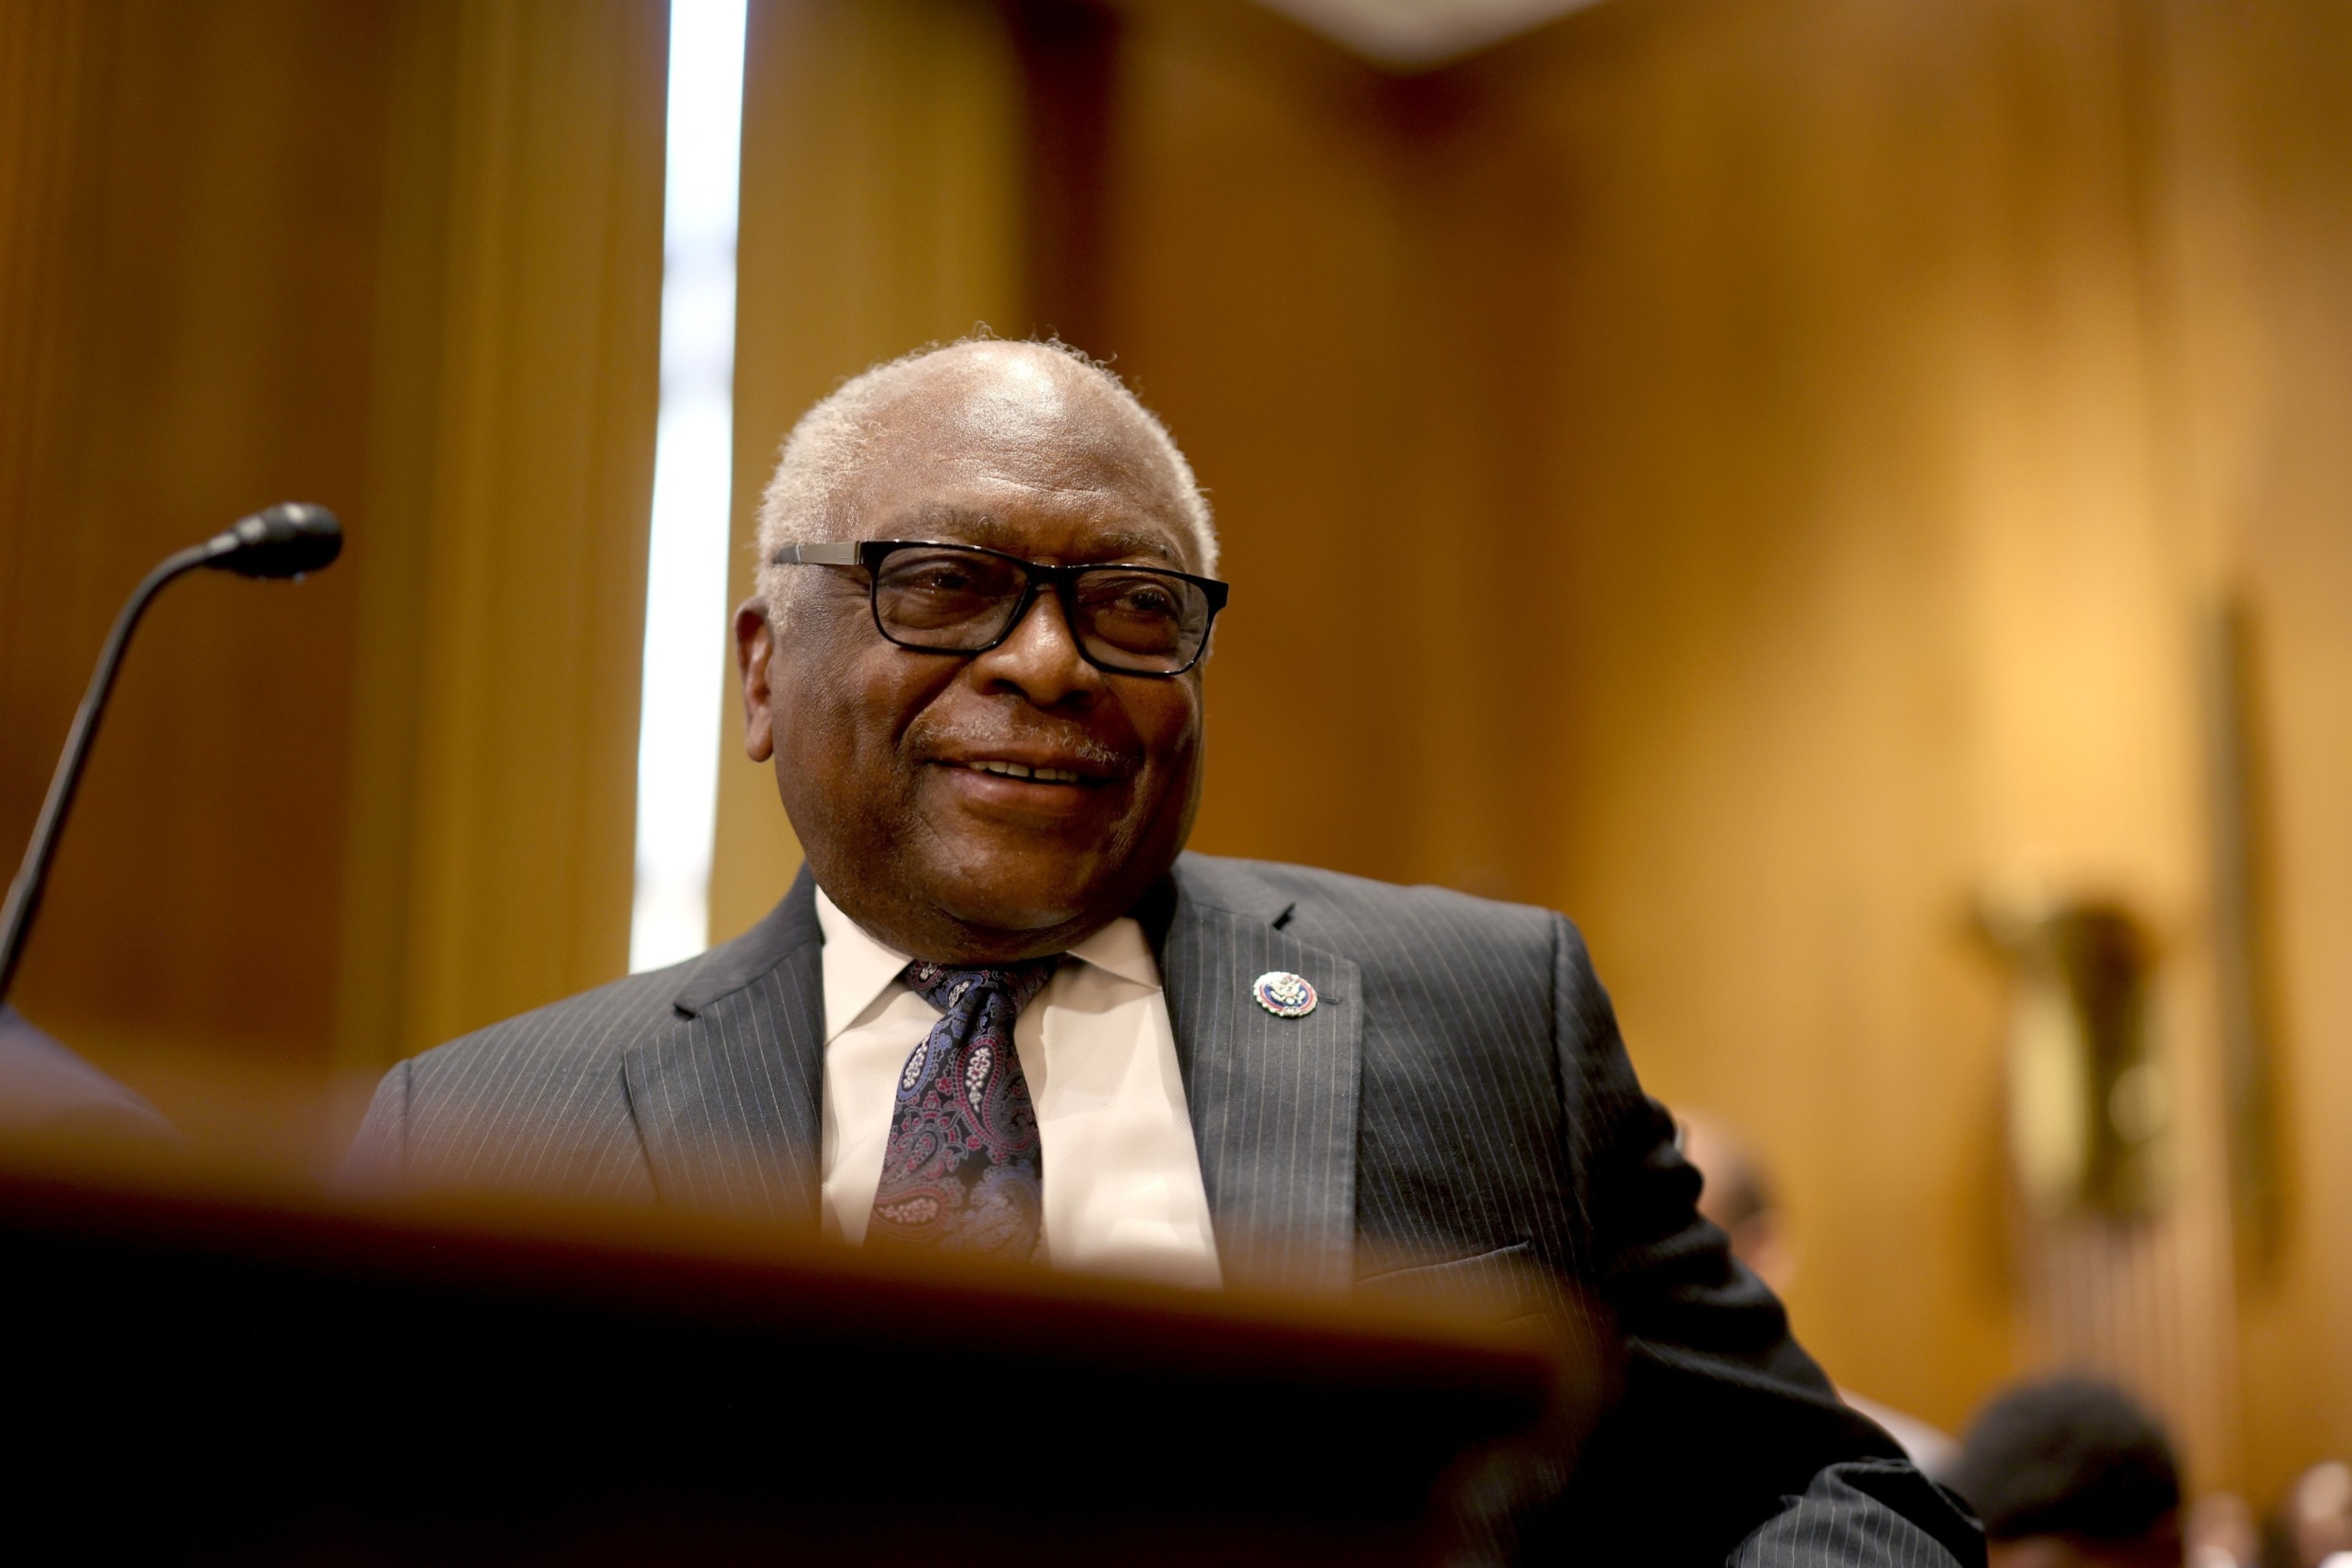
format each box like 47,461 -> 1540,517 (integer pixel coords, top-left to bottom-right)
401,959 -> 689,1089
390,903 -> 814,1128
1176,852 -> 1564,956
353,960 -> 697,1200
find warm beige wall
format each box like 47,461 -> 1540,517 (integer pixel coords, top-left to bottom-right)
1431,0 -> 2227,1449
0,0 -> 666,1157
1442,0 -> 2250,1466
332,0 -> 668,1073
2151,0 -> 2352,1499
0,0 -> 392,1074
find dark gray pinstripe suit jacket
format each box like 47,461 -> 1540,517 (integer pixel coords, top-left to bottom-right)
351,853 -> 1981,1568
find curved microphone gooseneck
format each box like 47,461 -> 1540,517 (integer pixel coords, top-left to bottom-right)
0,502 -> 343,1001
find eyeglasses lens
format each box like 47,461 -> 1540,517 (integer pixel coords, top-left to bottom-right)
871,547 -> 1210,673
1071,570 -> 1209,673
872,548 -> 1026,645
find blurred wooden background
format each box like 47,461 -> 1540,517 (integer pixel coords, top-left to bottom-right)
2,0 -> 2346,1501
0,0 -> 665,1129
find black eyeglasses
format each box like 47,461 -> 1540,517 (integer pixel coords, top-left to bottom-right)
772,539 -> 1229,678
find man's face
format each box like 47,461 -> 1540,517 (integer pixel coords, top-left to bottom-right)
737,348 -> 1210,962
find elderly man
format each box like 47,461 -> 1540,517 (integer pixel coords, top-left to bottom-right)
349,339 -> 1978,1566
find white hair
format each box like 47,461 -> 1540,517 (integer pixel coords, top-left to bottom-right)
753,338 -> 1217,626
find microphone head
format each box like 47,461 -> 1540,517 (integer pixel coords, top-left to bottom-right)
208,502 -> 342,580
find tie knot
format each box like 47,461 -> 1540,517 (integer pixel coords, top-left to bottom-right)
900,957 -> 1061,1018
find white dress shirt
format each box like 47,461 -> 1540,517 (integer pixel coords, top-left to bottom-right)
814,888 -> 1222,1289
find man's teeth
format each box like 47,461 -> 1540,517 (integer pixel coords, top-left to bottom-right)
968,760 -> 1083,783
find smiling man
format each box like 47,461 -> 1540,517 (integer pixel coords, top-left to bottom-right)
740,342 -> 1227,1279
348,339 -> 1978,1566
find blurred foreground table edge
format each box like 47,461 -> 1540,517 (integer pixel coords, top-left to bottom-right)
0,1149 -> 1603,1566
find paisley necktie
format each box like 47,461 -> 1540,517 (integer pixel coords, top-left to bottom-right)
869,958 -> 1060,1259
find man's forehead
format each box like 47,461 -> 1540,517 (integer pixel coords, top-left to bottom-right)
839,361 -> 1195,564
867,356 -> 1161,471
920,341 -> 1081,426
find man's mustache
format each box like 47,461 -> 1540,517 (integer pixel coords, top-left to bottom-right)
906,713 -> 1138,774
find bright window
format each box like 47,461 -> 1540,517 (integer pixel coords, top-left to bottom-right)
630,0 -> 747,972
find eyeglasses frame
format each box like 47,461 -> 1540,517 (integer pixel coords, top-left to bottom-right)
770,538 -> 1230,678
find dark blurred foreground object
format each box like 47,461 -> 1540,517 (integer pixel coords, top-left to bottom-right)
0,502 -> 341,1000
1951,1377 -> 2182,1567
0,1158 -> 1599,1566
0,1004 -> 170,1142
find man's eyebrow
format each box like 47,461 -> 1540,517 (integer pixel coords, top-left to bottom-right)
881,505 -> 1187,566
887,502 -> 995,535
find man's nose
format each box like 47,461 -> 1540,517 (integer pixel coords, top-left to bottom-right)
971,587 -> 1104,708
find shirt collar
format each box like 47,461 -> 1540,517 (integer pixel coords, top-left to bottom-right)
813,886 -> 1162,1040
1064,910 -> 1160,990
814,888 -> 914,1041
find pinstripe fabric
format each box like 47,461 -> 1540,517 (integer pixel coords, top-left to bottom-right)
345,854 -> 1981,1568
1730,1461 -> 1976,1568
1158,889 -> 1361,1294
345,884 -> 827,1220
625,947 -> 825,1225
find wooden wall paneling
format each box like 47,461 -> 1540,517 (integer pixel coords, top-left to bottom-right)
333,0 -> 669,1075
1447,0 -> 2269,1478
1434,0 -> 2034,1442
1096,1 -> 1426,887
2146,0 -> 2352,1501
1903,0 -> 2237,1478
712,0 -> 1025,945
1004,0 -> 1124,349
0,2 -> 395,1098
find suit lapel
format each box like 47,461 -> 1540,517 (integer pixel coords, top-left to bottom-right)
623,870 -> 826,1227
1159,858 -> 1361,1295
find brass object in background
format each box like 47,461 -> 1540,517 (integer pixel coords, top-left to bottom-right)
1978,897 -> 2167,1219
2203,598 -> 2285,1271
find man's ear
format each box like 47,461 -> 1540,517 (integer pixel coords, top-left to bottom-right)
735,596 -> 776,763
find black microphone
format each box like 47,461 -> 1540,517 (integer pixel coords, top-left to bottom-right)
0,504 -> 344,1001
205,500 -> 343,580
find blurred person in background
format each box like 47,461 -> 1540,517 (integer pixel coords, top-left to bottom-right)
1949,1377 -> 2181,1568
1678,1109 -> 1959,1479
2265,1461 -> 2352,1568
2187,1490 -> 2260,1568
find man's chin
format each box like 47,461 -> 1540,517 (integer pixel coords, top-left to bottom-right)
929,885 -> 1093,939
920,855 -> 1122,942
